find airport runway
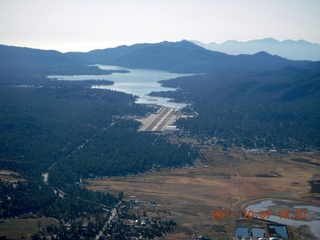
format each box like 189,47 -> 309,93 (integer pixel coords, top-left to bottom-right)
138,108 -> 177,132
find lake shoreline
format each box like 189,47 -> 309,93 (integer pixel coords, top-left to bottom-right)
48,64 -> 193,108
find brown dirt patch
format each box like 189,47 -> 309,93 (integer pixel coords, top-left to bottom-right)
87,151 -> 320,239
0,170 -> 26,182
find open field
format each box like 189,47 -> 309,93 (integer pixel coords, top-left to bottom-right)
0,217 -> 58,239
0,170 -> 26,182
87,150 -> 320,239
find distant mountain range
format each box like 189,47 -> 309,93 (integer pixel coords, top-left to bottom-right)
1,40 -> 319,76
68,40 -> 318,74
191,38 -> 320,61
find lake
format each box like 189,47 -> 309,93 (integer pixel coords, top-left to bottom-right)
48,65 -> 194,108
245,200 -> 320,238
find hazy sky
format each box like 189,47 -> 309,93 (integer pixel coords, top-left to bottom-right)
1,0 -> 319,52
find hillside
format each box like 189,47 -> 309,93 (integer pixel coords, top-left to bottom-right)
67,40 -> 317,73
192,38 -> 320,61
157,66 -> 320,149
68,43 -> 152,64
2,41 -> 317,76
0,44 -> 108,76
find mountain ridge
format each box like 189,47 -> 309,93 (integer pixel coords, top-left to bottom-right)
191,38 -> 320,61
1,40 -> 319,76
0,44 -> 108,75
67,40 -> 317,74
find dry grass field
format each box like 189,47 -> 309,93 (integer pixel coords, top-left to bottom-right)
87,149 -> 320,239
0,170 -> 26,182
0,217 -> 58,239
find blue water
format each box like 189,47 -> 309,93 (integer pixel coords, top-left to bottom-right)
48,65 -> 194,108
246,200 -> 320,238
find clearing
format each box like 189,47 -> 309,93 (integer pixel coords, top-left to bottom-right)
87,149 -> 320,239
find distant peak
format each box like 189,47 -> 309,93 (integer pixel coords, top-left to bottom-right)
258,38 -> 279,43
282,39 -> 310,44
253,51 -> 272,57
156,40 -> 204,51
176,40 -> 198,46
157,40 -> 192,45
173,38 -> 320,61
223,40 -> 239,44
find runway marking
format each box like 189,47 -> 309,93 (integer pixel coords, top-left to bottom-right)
151,108 -> 173,131
138,107 -> 177,132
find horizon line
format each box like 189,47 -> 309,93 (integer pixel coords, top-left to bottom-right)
1,37 -> 320,53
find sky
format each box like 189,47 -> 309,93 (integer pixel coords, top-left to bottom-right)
0,0 -> 319,52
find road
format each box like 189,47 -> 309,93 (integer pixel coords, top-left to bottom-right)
95,203 -> 119,239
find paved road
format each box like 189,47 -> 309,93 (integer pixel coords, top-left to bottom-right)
95,204 -> 118,239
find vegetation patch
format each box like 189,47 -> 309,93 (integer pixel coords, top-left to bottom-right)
0,217 -> 58,240
308,179 -> 320,193
291,158 -> 320,166
255,174 -> 279,178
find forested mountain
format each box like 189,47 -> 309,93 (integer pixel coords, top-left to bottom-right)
2,41 -> 317,75
192,38 -> 320,61
0,44 -> 109,75
68,43 -> 152,65
67,40 -> 317,73
158,66 -> 320,149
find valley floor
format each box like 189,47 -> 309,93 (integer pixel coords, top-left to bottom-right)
87,149 -> 320,240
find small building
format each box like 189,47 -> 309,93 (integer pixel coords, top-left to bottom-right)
164,125 -> 179,133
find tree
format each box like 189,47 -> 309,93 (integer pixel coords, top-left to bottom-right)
118,191 -> 124,201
